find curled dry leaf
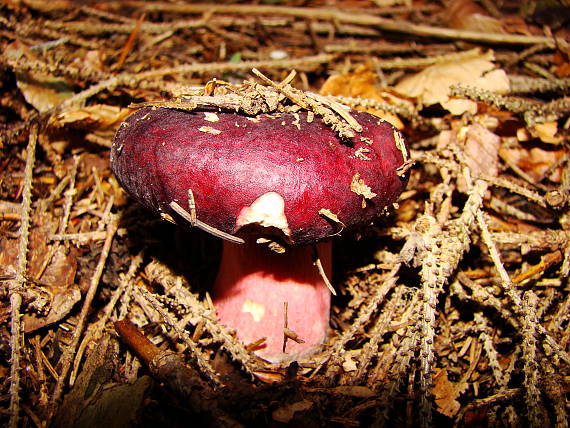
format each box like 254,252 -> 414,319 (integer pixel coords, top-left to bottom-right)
4,41 -> 74,112
395,50 -> 510,115
15,72 -> 74,113
23,284 -> 81,333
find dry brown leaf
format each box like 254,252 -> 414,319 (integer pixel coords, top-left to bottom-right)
0,213 -> 80,332
463,124 -> 501,179
395,50 -> 510,115
5,40 -> 75,112
49,105 -> 134,130
16,72 -> 74,113
23,284 -> 81,333
272,399 -> 313,423
532,122 -> 564,145
320,64 -> 404,129
433,368 -> 468,418
499,144 -> 565,183
438,123 -> 502,192
445,0 -> 505,33
0,218 -> 77,289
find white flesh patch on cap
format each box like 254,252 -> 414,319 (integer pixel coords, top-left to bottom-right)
241,299 -> 265,322
235,192 -> 292,237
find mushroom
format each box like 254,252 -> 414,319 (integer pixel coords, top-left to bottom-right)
111,106 -> 408,362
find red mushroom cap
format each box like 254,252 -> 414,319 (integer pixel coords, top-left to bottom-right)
111,107 -> 408,244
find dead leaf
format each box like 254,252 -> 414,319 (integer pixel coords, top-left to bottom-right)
433,368 -> 468,418
395,50 -> 510,115
464,123 -> 501,173
49,105 -> 133,130
532,122 -> 564,145
438,123 -> 501,192
54,336 -> 153,427
5,40 -> 75,112
272,399 -> 313,423
16,71 -> 74,113
23,284 -> 81,333
499,144 -> 565,183
0,212 -> 80,331
445,0 -> 505,33
0,221 -> 77,289
252,370 -> 285,383
320,64 -> 404,129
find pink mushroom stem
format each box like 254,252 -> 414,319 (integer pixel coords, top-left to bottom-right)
212,241 -> 332,362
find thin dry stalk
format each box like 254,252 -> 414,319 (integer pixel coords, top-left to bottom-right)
476,210 -> 570,365
318,265 -> 400,380
474,313 -> 508,387
376,322 -> 420,426
521,291 -> 549,427
50,54 -> 333,115
352,285 -> 407,383
8,122 -> 38,428
115,2 -> 567,48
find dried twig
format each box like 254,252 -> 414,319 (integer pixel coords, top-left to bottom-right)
114,319 -> 241,427
113,2 -> 567,48
49,54 -> 334,115
520,291 -> 550,427
317,265 -> 400,380
8,122 -> 38,428
476,210 -> 570,365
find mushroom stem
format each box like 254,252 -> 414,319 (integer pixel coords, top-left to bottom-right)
212,240 -> 332,362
